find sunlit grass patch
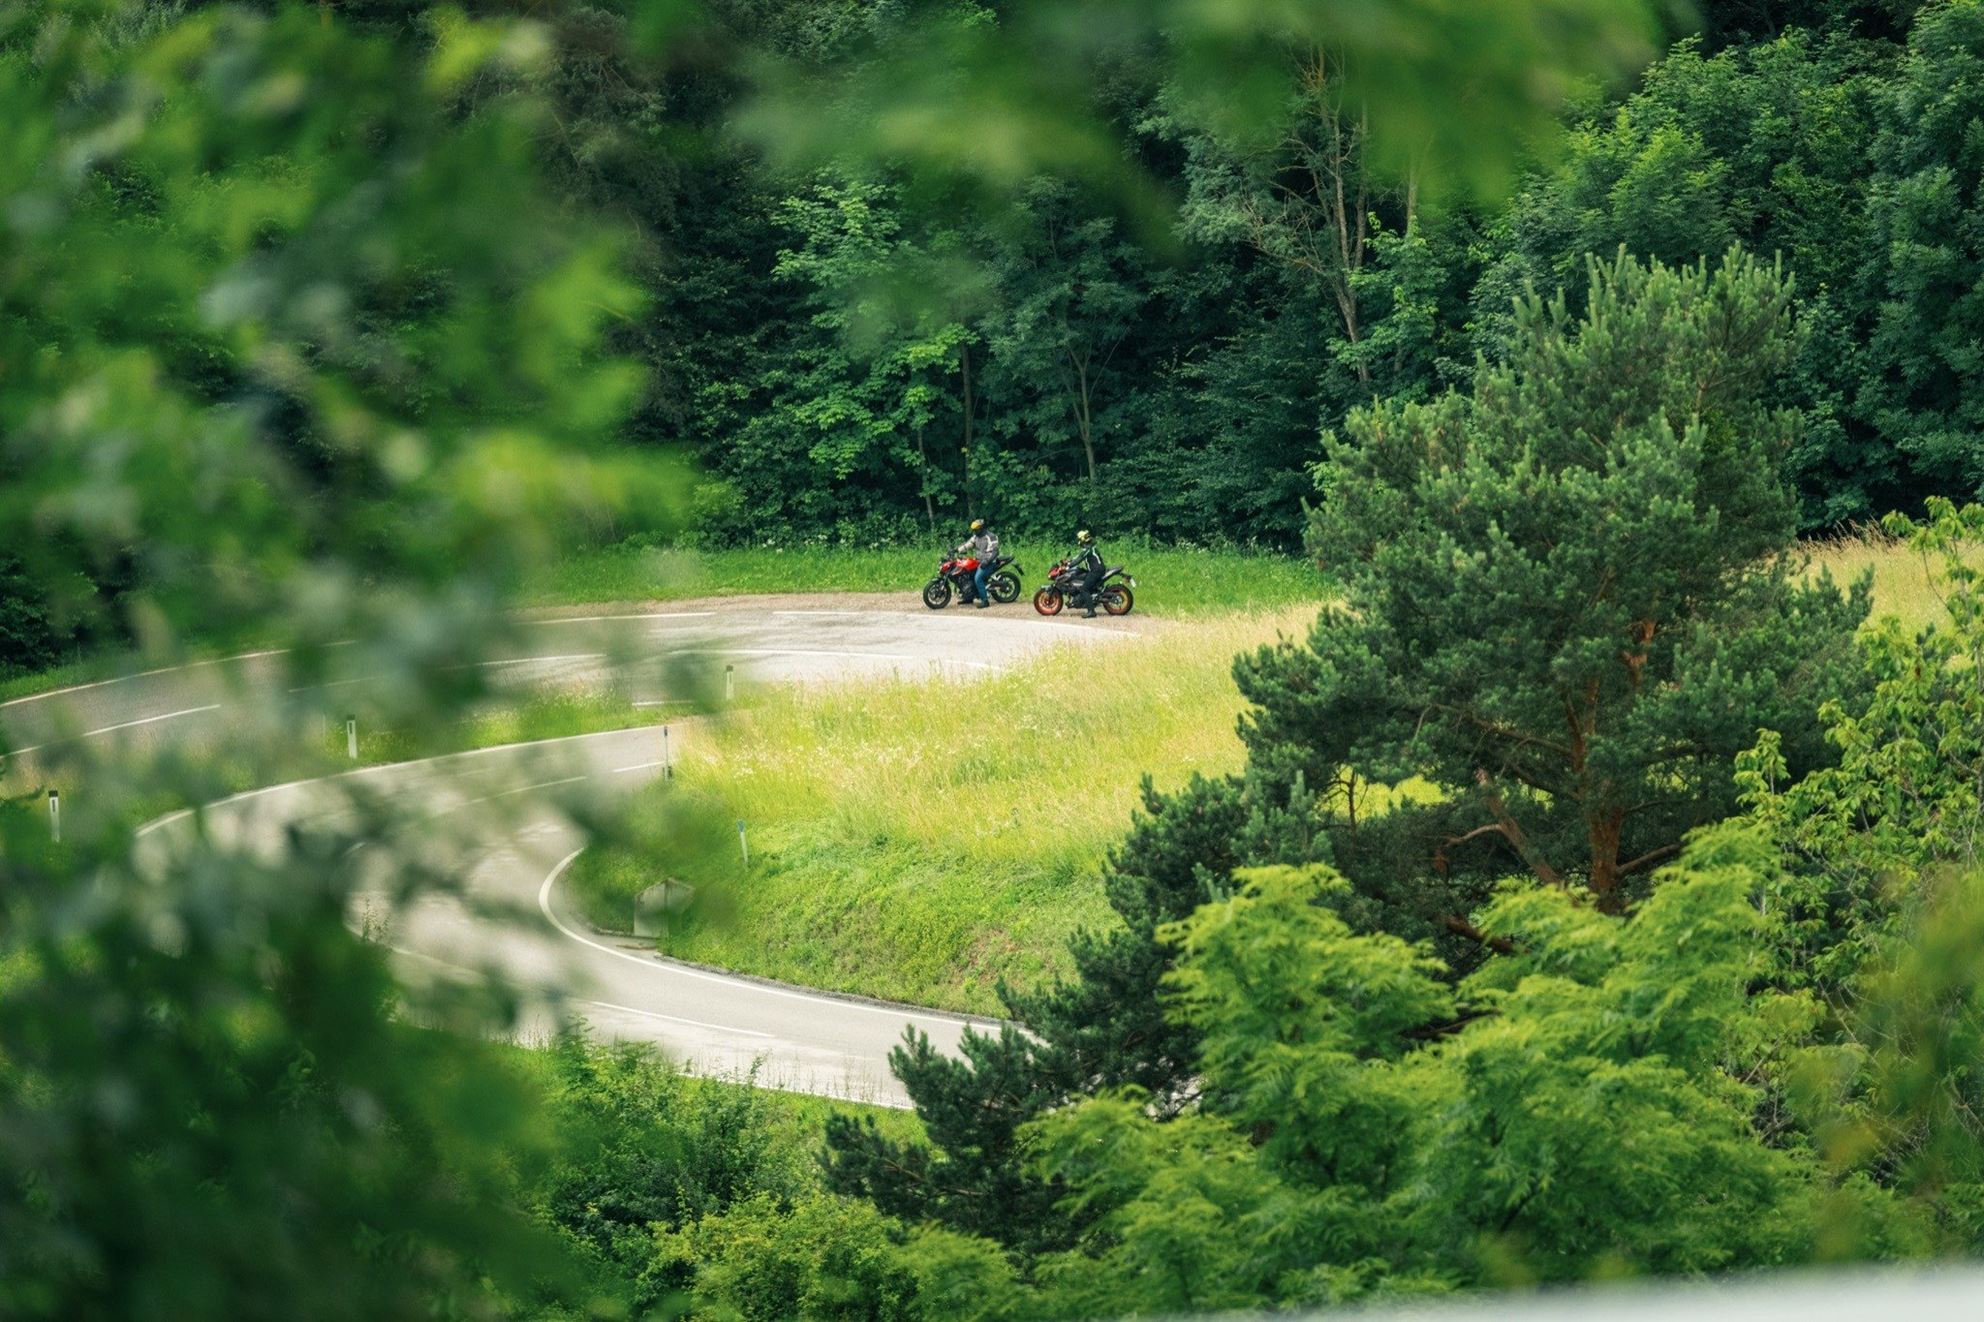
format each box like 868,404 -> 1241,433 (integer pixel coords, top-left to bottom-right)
1804,525 -> 1983,633
570,607 -> 1320,1014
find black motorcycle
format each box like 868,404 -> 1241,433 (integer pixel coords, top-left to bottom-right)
1032,558 -> 1134,616
923,551 -> 1022,609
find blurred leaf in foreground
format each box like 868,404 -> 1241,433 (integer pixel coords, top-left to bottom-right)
736,0 -> 1664,230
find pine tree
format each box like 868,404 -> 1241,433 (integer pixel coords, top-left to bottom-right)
1241,248 -> 1866,921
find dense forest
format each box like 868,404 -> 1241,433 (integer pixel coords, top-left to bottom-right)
526,0 -> 1984,546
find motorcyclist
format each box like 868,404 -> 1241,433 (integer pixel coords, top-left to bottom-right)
956,518 -> 999,609
1066,529 -> 1105,617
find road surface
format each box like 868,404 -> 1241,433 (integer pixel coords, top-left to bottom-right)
2,597 -> 1131,1106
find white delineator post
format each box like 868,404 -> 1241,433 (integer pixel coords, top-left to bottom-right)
47,789 -> 60,843
345,716 -> 358,760
736,819 -> 748,867
662,725 -> 672,780
724,664 -> 735,703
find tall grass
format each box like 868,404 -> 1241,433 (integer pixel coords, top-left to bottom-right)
569,607 -> 1319,1014
526,538 -> 1326,617
1804,526 -> 1980,632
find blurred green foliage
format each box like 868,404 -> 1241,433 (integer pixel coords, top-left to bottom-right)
0,0 -> 686,676
0,1 -> 681,1313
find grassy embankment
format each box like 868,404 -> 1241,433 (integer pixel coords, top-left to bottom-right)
566,607 -> 1323,1015
1805,526 -> 1976,626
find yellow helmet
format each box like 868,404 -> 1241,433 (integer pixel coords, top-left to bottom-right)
1076,529 -> 1093,545
969,519 -> 985,533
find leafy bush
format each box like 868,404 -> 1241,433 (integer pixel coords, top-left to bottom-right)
1021,834 -> 1917,1310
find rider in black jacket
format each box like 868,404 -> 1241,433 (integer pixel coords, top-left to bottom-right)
1067,529 -> 1104,617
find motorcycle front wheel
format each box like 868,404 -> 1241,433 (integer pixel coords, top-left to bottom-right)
1032,587 -> 1064,616
1101,585 -> 1134,616
923,578 -> 954,610
989,572 -> 1021,604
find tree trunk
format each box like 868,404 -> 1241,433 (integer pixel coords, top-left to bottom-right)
960,341 -> 975,519
1292,54 -> 1369,384
1588,806 -> 1626,913
1070,349 -> 1097,483
1327,109 -> 1368,385
914,422 -> 935,532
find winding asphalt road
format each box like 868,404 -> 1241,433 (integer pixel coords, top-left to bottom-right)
1,598 -> 1131,1106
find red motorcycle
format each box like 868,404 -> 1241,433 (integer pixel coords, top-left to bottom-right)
923,552 -> 1021,609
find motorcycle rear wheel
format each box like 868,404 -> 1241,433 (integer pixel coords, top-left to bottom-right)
1101,585 -> 1134,616
989,572 -> 1021,604
923,578 -> 954,610
1032,587 -> 1064,616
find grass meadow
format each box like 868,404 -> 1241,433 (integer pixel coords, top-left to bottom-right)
13,532 -> 1974,1017
565,607 -> 1319,1014
1803,525 -> 1980,628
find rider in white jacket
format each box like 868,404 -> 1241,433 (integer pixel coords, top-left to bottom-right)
957,519 -> 999,608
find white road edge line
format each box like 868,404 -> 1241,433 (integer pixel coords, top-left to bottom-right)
481,652 -> 607,667
494,774 -> 590,796
14,701 -> 227,755
0,650 -> 287,710
576,998 -> 776,1039
134,725 -> 657,838
670,646 -> 995,670
611,760 -> 668,774
535,849 -> 992,1030
290,652 -> 613,694
88,703 -> 224,737
382,943 -> 773,1039
533,611 -> 716,623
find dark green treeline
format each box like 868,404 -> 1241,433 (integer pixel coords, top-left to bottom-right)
518,0 -> 1984,546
